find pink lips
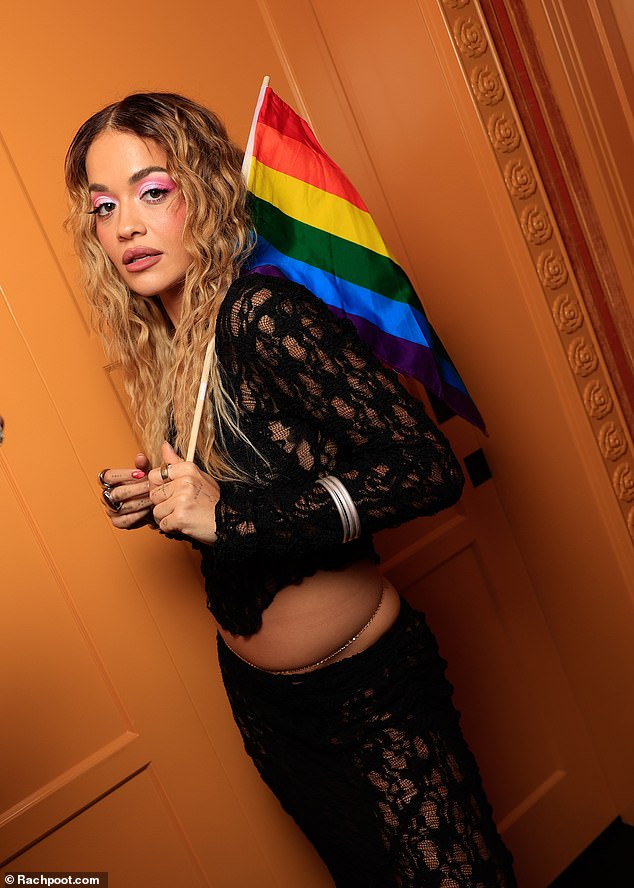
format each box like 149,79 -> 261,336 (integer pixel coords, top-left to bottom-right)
122,247 -> 162,272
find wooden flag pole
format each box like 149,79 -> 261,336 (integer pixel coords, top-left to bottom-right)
241,75 -> 270,183
185,336 -> 215,462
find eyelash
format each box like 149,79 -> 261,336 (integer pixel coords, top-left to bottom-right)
88,186 -> 172,218
140,185 -> 171,203
88,201 -> 117,218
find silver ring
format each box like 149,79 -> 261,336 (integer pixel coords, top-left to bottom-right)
103,487 -> 123,512
98,468 -> 110,488
160,462 -> 171,481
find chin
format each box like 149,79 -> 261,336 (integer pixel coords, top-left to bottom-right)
124,276 -> 167,298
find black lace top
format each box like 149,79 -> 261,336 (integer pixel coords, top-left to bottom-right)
196,274 -> 464,636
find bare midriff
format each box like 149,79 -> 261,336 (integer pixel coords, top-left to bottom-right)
216,561 -> 401,674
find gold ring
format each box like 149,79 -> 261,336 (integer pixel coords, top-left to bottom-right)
160,462 -> 171,481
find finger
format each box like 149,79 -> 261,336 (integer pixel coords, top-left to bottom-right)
110,505 -> 151,523
135,452 -> 151,473
152,499 -> 174,528
148,460 -> 194,488
118,494 -> 153,513
148,477 -> 173,504
161,440 -> 183,465
99,467 -> 147,487
148,455 -> 180,489
115,478 -> 150,500
110,506 -> 153,530
152,460 -> 201,484
149,483 -> 172,505
102,481 -> 150,511
156,514 -> 171,533
101,479 -> 150,506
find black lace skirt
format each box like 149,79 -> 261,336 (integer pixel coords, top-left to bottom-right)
216,598 -> 517,888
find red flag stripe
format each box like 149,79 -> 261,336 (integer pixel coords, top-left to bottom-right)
255,91 -> 368,211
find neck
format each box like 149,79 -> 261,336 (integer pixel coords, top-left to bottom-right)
159,290 -> 183,327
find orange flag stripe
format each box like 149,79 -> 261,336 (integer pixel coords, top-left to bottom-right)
253,119 -> 368,212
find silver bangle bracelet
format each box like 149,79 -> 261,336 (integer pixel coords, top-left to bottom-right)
327,476 -> 361,541
316,475 -> 361,543
318,476 -> 351,541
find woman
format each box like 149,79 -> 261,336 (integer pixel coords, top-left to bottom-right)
65,92 -> 516,887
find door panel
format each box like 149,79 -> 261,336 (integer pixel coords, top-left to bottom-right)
10,770 -> 209,887
0,450 -> 137,812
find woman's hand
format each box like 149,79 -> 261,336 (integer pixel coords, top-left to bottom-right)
148,442 -> 219,545
100,453 -> 153,529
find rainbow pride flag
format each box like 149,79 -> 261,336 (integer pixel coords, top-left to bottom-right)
242,80 -> 485,431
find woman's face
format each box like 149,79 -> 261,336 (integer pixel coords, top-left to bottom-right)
85,130 -> 191,309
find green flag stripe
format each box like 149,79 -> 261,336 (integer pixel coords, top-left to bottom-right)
250,196 -> 420,309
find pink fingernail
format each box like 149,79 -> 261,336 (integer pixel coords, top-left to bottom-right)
132,471 -> 146,479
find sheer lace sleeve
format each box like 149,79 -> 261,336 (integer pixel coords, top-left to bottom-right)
213,277 -> 464,565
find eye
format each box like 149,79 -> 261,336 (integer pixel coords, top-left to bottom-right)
89,200 -> 117,218
140,185 -> 171,203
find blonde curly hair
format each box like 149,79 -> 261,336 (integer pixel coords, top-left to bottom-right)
65,92 -> 255,478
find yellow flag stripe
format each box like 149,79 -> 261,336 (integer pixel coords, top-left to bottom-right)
249,158 -> 395,261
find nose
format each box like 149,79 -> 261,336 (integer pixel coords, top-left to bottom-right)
117,199 -> 146,240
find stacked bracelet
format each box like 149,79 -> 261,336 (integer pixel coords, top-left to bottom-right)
316,475 -> 361,543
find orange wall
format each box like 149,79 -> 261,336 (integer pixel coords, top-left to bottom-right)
2,1 -> 634,883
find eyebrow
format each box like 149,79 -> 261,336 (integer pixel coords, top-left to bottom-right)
88,166 -> 170,193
